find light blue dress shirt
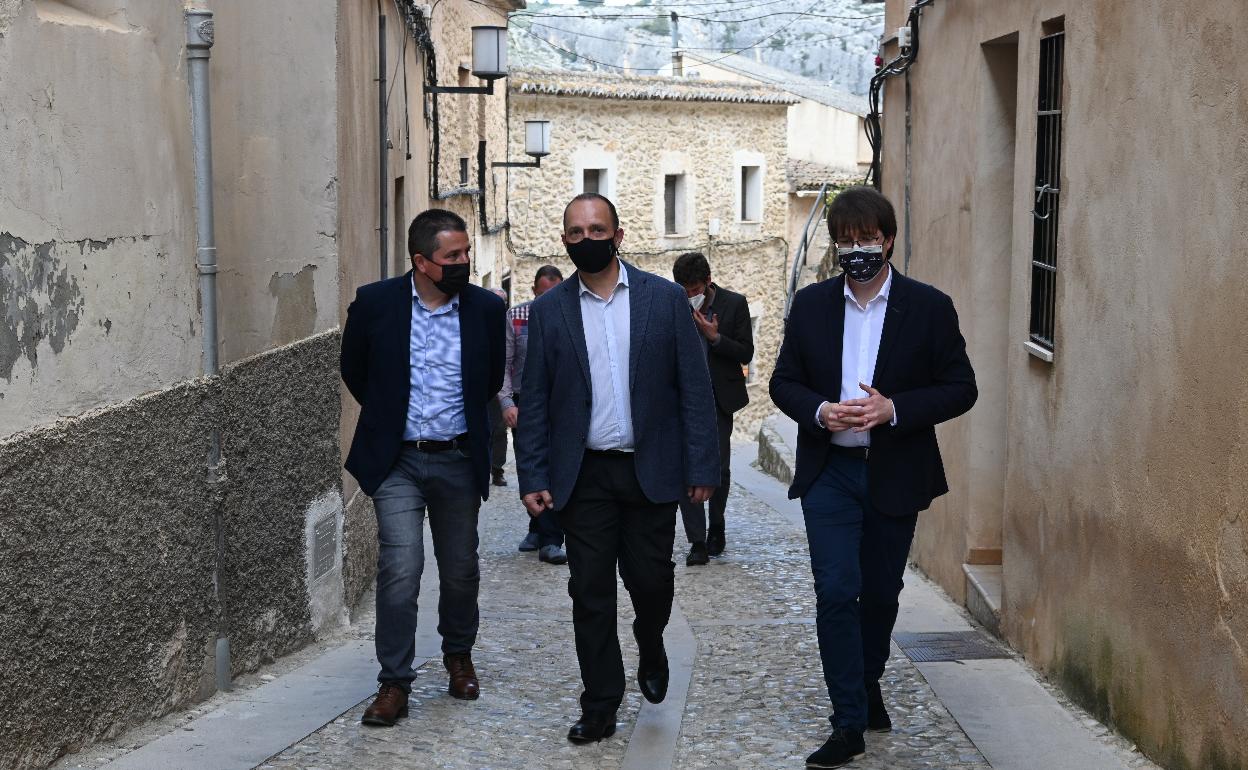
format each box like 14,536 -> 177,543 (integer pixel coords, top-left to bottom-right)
404,277 -> 466,441
579,263 -> 635,451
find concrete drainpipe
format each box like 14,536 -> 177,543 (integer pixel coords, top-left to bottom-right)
186,7 -> 230,693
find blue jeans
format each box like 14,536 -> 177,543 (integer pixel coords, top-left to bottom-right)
801,452 -> 917,731
372,446 -> 481,692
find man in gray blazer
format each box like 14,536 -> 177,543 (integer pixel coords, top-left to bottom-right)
515,193 -> 720,744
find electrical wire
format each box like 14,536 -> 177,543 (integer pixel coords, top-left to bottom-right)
516,0 -> 830,73
514,9 -> 882,23
517,18 -> 873,51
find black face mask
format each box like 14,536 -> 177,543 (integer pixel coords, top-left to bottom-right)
430,261 -> 470,297
565,236 -> 617,274
837,245 -> 886,284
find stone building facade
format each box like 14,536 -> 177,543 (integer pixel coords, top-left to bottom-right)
876,2 -> 1248,768
0,1 -> 517,767
504,69 -> 794,433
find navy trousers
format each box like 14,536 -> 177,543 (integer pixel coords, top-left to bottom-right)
801,451 -> 917,731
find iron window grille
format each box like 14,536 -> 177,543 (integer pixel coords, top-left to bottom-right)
1029,30 -> 1064,351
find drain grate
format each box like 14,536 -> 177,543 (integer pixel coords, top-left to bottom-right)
893,631 -> 1009,663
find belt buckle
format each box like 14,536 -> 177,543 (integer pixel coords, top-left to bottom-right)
415,440 -> 431,452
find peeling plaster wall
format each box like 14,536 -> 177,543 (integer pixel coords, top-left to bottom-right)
209,0 -> 341,364
0,0 -> 200,437
880,1 -> 1248,768
0,332 -> 351,770
506,92 -> 790,433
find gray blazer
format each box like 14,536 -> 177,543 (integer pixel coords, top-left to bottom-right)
515,261 -> 721,510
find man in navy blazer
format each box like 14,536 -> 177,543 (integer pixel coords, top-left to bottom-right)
340,208 -> 505,728
769,187 -> 976,768
515,193 -> 720,744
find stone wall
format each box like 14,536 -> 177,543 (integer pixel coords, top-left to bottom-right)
879,1 -> 1248,768
0,331 -> 356,770
506,84 -> 790,433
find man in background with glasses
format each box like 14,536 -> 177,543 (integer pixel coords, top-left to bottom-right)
770,186 -> 977,768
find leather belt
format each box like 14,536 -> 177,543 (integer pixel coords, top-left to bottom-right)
403,434 -> 468,453
828,443 -> 869,461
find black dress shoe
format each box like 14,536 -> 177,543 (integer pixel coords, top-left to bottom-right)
806,727 -> 865,768
866,681 -> 892,732
637,644 -> 669,704
686,542 -> 709,566
567,712 -> 617,743
706,530 -> 725,556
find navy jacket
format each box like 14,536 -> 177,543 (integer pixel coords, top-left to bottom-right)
514,262 -> 720,510
769,271 -> 977,515
340,272 -> 506,498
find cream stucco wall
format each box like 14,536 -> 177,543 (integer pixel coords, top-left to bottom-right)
0,0 -> 200,438
880,2 -> 1248,768
506,87 -> 790,432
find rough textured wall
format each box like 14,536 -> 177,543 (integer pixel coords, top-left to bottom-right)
0,382 -> 219,770
0,0 -> 200,437
220,331 -> 344,671
505,92 -> 789,432
210,0 -> 341,364
881,1 -> 1248,768
0,333 -> 351,770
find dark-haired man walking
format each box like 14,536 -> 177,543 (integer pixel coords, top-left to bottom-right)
340,208 -> 505,727
672,251 -> 753,565
500,265 -> 567,565
770,187 -> 976,768
515,193 -> 720,744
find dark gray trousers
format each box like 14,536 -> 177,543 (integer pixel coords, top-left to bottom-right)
678,408 -> 734,543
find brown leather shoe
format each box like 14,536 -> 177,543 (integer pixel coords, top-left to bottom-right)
444,652 -> 480,700
361,683 -> 409,726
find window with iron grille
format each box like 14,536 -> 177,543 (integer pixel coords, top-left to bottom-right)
1029,29 -> 1063,352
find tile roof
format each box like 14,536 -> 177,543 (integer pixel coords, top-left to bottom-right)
510,68 -> 799,105
681,52 -> 869,116
786,158 -> 862,192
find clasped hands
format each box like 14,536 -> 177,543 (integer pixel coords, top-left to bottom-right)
820,382 -> 894,433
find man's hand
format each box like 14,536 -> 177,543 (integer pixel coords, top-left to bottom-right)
836,383 -> 895,433
687,485 -> 715,504
692,309 -> 721,344
522,490 -> 553,518
818,401 -> 855,433
503,406 -> 519,429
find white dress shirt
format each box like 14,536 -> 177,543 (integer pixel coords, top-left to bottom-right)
579,263 -> 635,451
818,267 -> 897,447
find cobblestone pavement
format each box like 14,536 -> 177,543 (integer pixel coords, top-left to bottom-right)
260,458 -> 990,770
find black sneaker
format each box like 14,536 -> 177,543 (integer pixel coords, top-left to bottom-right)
686,542 -> 709,566
806,727 -> 865,769
866,682 -> 892,732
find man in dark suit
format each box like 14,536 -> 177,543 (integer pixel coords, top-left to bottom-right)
340,208 -> 505,728
769,187 -> 976,769
671,252 -> 754,565
515,193 -> 720,744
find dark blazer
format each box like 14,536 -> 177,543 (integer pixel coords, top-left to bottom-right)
769,271 -> 977,515
701,283 -> 753,415
514,262 -> 720,511
340,272 -> 506,499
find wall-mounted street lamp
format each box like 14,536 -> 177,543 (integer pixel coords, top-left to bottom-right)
492,120 -> 551,169
426,25 -> 508,94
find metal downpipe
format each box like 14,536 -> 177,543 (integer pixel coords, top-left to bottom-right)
186,7 -> 230,693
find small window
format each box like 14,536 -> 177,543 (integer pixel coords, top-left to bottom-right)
583,168 -> 603,194
459,157 -> 470,186
739,165 -> 762,222
1029,27 -> 1064,355
664,174 -> 686,235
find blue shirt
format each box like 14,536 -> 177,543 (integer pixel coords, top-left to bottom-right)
404,277 -> 466,441
579,263 -> 634,451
